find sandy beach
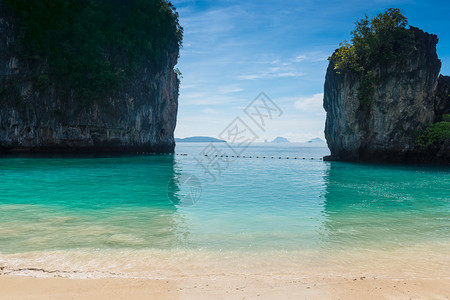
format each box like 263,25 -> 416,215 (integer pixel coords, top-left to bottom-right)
1,244 -> 449,299
1,274 -> 449,299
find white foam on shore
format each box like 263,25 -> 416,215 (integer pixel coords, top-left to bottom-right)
1,242 -> 449,280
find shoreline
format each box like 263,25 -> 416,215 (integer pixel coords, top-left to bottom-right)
1,244 -> 449,278
1,245 -> 449,299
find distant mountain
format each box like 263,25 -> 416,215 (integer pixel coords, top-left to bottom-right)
175,136 -> 226,143
271,137 -> 290,143
307,138 -> 326,144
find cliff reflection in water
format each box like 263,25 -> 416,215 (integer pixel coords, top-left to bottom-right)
320,162 -> 450,249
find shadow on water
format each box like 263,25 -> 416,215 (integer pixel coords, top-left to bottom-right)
320,161 -> 450,250
0,155 -> 195,252
0,155 -> 178,207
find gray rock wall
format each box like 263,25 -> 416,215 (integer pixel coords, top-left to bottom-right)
0,3 -> 179,154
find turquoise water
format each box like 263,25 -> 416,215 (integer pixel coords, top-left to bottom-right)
0,143 -> 449,278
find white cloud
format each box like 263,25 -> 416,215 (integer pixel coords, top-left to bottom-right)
203,108 -> 220,114
237,71 -> 304,80
274,72 -> 305,78
172,2 -> 335,141
237,74 -> 263,80
182,92 -> 209,99
293,52 -> 328,63
236,52 -> 328,81
179,84 -> 196,89
268,52 -> 328,68
294,93 -> 325,114
218,87 -> 244,93
294,55 -> 307,62
179,93 -> 245,106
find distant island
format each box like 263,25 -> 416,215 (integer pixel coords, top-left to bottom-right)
307,138 -> 326,144
271,137 -> 290,143
175,136 -> 226,143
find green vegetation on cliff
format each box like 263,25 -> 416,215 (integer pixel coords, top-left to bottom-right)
444,114 -> 450,122
4,0 -> 183,101
416,118 -> 450,149
329,8 -> 415,110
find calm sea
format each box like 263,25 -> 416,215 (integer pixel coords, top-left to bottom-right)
0,143 -> 448,278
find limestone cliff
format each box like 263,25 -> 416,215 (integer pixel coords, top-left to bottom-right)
0,1 -> 179,154
324,27 -> 450,163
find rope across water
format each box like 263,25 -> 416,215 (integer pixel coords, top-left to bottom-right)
133,153 -> 324,160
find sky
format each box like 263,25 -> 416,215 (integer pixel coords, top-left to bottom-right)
172,0 -> 450,142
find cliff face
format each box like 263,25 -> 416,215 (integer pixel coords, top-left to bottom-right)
323,27 -> 449,163
0,3 -> 179,154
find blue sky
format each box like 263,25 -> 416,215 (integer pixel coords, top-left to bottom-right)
172,0 -> 450,142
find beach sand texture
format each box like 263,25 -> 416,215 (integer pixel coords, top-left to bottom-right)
1,275 -> 449,299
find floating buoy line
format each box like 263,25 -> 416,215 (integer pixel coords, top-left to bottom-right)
136,152 -> 175,155
174,153 -> 323,160
133,153 -> 323,160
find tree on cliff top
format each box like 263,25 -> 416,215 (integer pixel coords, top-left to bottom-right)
329,8 -> 415,110
330,8 -> 415,72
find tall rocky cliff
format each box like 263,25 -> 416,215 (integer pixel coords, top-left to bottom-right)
324,27 -> 450,163
0,1 -> 179,154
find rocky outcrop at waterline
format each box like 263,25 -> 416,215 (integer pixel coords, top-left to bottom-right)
323,25 -> 450,164
0,0 -> 181,154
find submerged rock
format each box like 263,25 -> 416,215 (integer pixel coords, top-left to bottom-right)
323,27 -> 449,163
